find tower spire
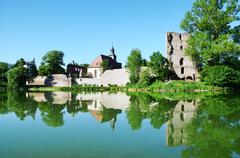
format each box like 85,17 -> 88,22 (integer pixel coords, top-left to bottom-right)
109,42 -> 116,61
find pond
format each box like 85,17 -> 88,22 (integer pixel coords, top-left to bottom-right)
0,91 -> 239,158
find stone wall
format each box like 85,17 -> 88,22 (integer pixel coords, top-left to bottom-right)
76,68 -> 130,86
166,32 -> 199,81
27,74 -> 72,87
27,76 -> 46,86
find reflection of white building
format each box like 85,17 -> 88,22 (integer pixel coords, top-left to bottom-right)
76,92 -> 130,111
27,92 -> 130,111
166,100 -> 198,146
27,92 -> 72,104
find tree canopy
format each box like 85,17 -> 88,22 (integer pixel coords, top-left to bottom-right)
7,65 -> 28,89
148,51 -> 170,81
101,59 -> 111,73
39,50 -> 65,76
180,0 -> 240,68
126,49 -> 142,84
0,62 -> 9,85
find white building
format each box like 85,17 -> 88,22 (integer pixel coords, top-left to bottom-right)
87,47 -> 122,78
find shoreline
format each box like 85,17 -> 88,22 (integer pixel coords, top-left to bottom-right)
28,81 -> 225,93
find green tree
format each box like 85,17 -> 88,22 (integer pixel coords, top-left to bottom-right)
101,59 -> 111,73
180,0 -> 240,69
27,59 -> 38,79
148,51 -> 170,81
201,65 -> 240,88
13,58 -> 26,68
7,66 -> 28,89
0,62 -> 9,86
126,49 -> 142,83
39,50 -> 65,76
139,67 -> 154,86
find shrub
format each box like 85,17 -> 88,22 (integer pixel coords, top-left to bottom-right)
138,68 -> 155,86
201,66 -> 240,88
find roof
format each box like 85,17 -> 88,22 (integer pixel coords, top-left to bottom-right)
67,64 -> 85,69
88,54 -> 121,69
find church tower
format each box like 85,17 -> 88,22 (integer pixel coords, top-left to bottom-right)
109,46 -> 117,61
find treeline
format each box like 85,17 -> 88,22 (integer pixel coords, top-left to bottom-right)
0,50 -> 80,90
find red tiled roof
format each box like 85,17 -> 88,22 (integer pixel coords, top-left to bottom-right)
88,54 -> 122,69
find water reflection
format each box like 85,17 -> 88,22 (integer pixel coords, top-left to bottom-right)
0,91 -> 239,158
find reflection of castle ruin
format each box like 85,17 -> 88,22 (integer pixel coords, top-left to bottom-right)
166,100 -> 198,146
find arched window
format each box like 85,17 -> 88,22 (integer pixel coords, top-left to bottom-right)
180,58 -> 184,66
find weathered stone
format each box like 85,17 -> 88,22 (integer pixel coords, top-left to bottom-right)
166,32 -> 199,81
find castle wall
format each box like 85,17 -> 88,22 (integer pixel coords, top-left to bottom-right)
166,32 -> 199,80
27,74 -> 72,87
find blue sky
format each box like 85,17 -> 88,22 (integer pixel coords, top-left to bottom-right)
0,0 -> 195,67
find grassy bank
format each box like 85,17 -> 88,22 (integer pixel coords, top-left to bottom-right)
126,81 -> 224,92
28,84 -> 126,92
28,81 -> 224,93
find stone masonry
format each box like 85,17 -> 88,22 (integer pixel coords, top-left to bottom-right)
166,32 -> 199,81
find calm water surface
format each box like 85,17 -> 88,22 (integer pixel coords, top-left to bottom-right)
0,91 -> 239,158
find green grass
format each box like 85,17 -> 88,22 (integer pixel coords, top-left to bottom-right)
127,81 -> 224,92
29,84 -> 127,92
28,81 -> 224,93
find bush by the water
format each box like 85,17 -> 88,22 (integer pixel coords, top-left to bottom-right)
201,66 -> 240,88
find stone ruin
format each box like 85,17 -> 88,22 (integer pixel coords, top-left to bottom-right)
166,32 -> 199,81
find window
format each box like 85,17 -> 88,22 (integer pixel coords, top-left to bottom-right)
180,113 -> 184,121
181,105 -> 184,112
94,69 -> 97,78
179,34 -> 182,40
180,46 -> 183,50
180,58 -> 184,66
181,67 -> 184,74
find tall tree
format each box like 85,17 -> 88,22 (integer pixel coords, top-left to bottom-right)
7,65 -> 27,89
101,59 -> 111,73
7,59 -> 28,89
0,62 -> 9,85
180,0 -> 240,69
126,49 -> 142,84
13,58 -> 26,68
148,51 -> 170,81
39,50 -> 65,76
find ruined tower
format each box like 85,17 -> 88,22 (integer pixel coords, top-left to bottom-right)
166,32 -> 199,81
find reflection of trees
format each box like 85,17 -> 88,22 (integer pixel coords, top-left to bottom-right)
127,93 -> 177,130
67,98 -> 90,116
0,92 -> 8,114
38,102 -> 65,127
182,94 -> 240,158
127,95 -> 145,130
148,99 -> 176,129
6,92 -> 38,120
